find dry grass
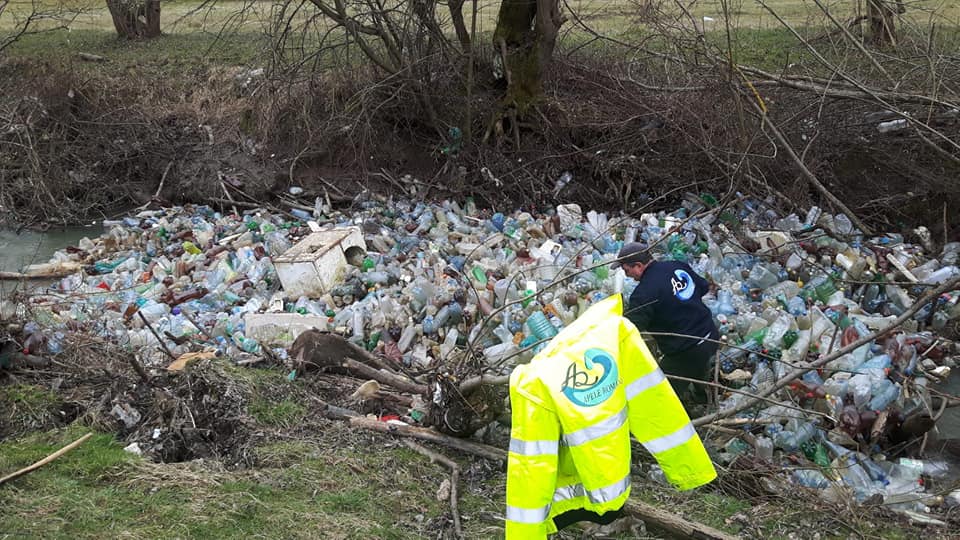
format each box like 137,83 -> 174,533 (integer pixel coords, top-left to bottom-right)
2,0 -> 958,38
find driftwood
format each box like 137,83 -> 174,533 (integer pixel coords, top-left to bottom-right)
0,433 -> 93,486
624,501 -> 739,540
403,440 -> 463,539
459,373 -> 510,394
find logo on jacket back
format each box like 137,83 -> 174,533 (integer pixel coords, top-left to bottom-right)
561,348 -> 619,407
671,269 -> 695,301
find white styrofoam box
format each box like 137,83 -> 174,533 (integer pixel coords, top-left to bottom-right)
245,313 -> 329,346
273,227 -> 366,298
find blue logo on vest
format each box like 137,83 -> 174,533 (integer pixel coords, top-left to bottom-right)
671,269 -> 695,301
561,348 -> 619,407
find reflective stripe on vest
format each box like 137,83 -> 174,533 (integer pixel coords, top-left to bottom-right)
505,503 -> 551,524
641,422 -> 696,454
509,438 -> 559,456
552,473 -> 631,505
562,409 -> 627,447
624,369 -> 666,400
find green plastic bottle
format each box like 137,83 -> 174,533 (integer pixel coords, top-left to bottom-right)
782,330 -> 799,349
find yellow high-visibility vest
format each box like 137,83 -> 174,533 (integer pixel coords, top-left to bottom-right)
505,295 -> 716,539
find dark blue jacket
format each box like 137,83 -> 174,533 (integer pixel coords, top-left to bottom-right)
625,260 -> 718,355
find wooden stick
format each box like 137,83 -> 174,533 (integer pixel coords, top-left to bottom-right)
403,440 -> 463,539
349,416 -> 507,462
0,270 -> 76,280
128,354 -> 150,384
623,500 -> 739,540
0,433 -> 93,486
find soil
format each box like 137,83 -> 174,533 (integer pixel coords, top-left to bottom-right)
1,57 -> 957,246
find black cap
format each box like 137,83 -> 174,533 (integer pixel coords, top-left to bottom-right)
611,242 -> 651,269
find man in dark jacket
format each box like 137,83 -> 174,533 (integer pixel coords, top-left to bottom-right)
612,242 -> 719,404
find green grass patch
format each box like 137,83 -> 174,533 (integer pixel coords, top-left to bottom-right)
249,398 -> 307,428
1,383 -> 60,408
0,424 -> 494,538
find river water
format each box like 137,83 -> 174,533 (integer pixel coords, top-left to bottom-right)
0,227 -> 100,297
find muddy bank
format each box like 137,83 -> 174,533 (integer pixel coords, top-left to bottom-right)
1,57 -> 958,244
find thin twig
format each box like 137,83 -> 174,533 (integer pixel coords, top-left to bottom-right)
137,311 -> 176,361
403,440 -> 463,539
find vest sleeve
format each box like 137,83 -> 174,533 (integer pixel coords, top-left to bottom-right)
619,319 -> 717,491
506,377 -> 561,539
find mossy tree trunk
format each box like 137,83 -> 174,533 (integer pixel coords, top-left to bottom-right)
492,0 -> 565,115
106,0 -> 161,40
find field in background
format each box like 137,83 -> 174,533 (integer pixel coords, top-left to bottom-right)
2,0 -> 958,40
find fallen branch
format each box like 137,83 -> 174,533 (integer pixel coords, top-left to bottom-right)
695,276 -> 960,426
77,52 -> 106,62
744,90 -> 873,236
403,440 -> 463,539
349,416 -> 506,462
137,311 -> 176,361
341,358 -> 428,395
0,432 -> 93,486
128,354 -> 150,384
623,500 -> 739,540
458,373 -> 510,394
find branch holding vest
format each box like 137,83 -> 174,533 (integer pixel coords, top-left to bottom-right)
624,501 -> 740,540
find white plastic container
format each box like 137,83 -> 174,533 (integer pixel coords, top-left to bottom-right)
273,227 -> 366,298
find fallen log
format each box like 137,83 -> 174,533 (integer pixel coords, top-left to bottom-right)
623,501 -> 740,540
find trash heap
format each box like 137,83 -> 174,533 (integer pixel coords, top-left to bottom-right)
5,189 -> 960,517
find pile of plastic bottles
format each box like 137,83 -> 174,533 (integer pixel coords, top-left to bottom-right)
10,189 -> 960,515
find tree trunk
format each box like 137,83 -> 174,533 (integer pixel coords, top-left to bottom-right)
867,0 -> 896,47
106,0 -> 161,40
492,0 -> 565,114
448,0 -> 471,49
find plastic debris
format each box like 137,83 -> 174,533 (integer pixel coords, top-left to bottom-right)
5,188 -> 960,519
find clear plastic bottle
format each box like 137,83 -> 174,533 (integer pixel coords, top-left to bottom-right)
793,469 -> 830,489
754,436 -> 774,460
526,311 -> 558,341
397,322 -> 416,353
867,379 -> 899,411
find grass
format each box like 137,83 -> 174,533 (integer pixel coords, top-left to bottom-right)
249,398 -> 306,427
0,383 -> 63,436
3,0 -> 959,72
0,410 -> 930,539
0,423 -> 488,538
